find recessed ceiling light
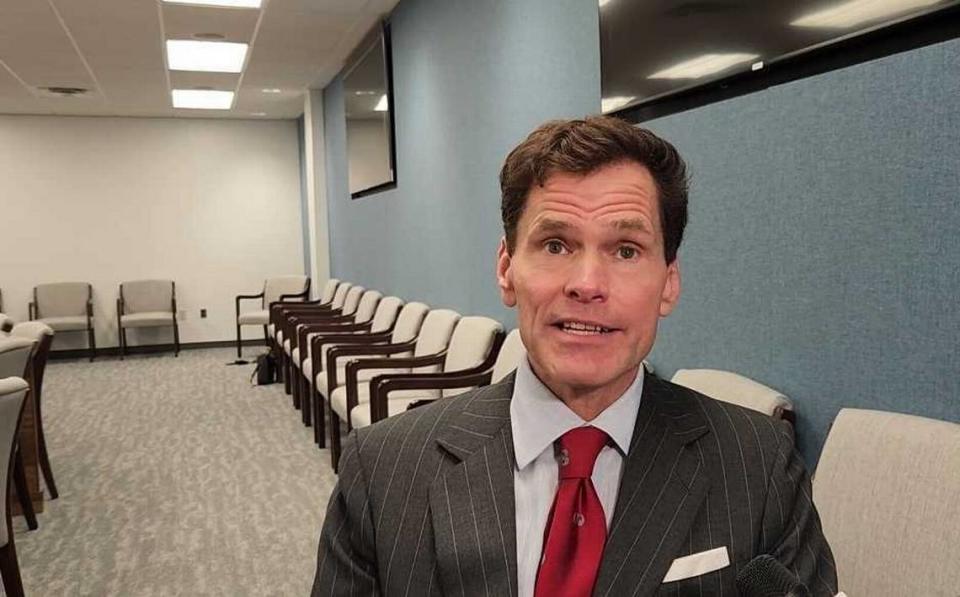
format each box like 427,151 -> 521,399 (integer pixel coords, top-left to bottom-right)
791,0 -> 942,28
162,0 -> 262,8
166,40 -> 248,73
374,94 -> 389,112
648,53 -> 760,79
193,32 -> 226,40
599,0 -> 613,7
261,88 -> 282,93
354,90 -> 378,96
172,89 -> 234,109
251,112 -> 267,116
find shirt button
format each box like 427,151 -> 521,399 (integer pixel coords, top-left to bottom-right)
573,513 -> 585,527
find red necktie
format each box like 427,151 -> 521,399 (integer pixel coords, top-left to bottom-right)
534,426 -> 609,597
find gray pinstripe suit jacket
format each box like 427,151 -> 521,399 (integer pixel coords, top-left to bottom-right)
313,371 -> 837,596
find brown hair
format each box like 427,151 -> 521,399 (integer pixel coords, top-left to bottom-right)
499,116 -> 689,263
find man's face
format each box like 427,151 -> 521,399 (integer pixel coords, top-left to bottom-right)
496,161 -> 680,401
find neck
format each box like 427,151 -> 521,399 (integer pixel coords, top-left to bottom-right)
531,364 -> 641,421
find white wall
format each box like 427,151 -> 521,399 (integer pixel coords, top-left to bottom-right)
0,115 -> 305,350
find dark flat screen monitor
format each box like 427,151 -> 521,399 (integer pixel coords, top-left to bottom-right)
600,0 -> 960,115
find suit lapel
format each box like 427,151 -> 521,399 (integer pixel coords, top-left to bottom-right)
595,372 -> 711,597
429,379 -> 519,597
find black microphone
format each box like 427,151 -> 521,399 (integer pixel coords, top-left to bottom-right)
735,555 -> 811,597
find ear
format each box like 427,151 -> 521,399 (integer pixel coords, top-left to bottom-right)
658,259 -> 681,317
496,237 -> 517,308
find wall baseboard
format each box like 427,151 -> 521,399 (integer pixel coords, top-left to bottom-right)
48,339 -> 266,360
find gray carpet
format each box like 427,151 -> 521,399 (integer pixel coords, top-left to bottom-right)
8,348 -> 336,596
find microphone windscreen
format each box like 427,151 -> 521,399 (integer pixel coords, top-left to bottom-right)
735,555 -> 811,597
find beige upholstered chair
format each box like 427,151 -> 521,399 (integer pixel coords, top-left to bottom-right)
356,316 -> 506,428
10,322 -> 57,499
324,306 -> 452,468
0,338 -> 37,531
266,278 -> 339,347
30,282 -> 95,361
670,368 -> 795,424
491,329 -> 526,383
272,282 -> 351,382
235,275 -> 310,359
0,376 -> 29,597
813,408 -> 960,596
117,280 -> 179,357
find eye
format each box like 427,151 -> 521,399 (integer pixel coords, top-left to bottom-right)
617,245 -> 639,260
544,240 -> 566,255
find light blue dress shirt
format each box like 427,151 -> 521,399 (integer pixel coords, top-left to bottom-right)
510,357 -> 644,597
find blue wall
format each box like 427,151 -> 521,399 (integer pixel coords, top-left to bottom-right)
646,38 -> 960,460
323,0 -> 960,464
323,0 -> 600,323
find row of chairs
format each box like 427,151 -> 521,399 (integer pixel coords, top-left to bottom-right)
262,280 -> 526,470
1,280 -> 182,360
0,321 -> 60,597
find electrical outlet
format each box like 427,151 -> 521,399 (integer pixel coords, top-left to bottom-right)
200,308 -> 207,319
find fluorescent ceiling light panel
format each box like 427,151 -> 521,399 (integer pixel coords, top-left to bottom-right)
791,0 -> 942,28
599,0 -> 613,7
166,40 -> 248,73
601,96 -> 635,113
162,0 -> 262,8
172,89 -> 234,109
374,94 -> 389,112
648,53 -> 760,79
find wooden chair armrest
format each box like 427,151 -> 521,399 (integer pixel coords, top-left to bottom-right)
370,370 -> 494,420
325,341 -> 416,390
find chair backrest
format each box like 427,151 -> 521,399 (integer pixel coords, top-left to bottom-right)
329,283 -> 352,311
340,286 -> 365,317
670,369 -> 793,418
813,408 -> 960,596
263,275 -> 309,307
319,278 -> 340,303
441,317 -> 503,397
0,376 -> 29,548
492,329 -> 526,383
121,280 -> 174,314
352,290 -> 382,324
390,302 -> 430,344
35,282 -> 90,318
412,309 -> 461,373
0,337 -> 35,379
369,296 -> 403,333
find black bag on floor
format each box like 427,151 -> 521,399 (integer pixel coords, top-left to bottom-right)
251,353 -> 277,385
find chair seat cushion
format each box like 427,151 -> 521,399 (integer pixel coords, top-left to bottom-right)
330,383 -> 438,422
283,339 -> 292,356
120,312 -> 174,328
267,323 -> 276,337
39,315 -> 89,331
351,396 -> 435,428
316,365 -> 413,398
238,310 -> 269,325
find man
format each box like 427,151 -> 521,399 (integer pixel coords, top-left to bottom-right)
313,116 -> 837,596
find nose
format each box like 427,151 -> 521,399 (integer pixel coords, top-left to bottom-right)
564,253 -> 608,303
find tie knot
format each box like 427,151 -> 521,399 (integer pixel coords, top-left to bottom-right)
556,426 -> 609,480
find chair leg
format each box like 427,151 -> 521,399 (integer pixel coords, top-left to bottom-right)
36,425 -> 58,500
262,325 -> 269,349
300,373 -> 311,427
236,323 -> 242,359
119,327 -> 126,360
88,326 -> 96,362
173,322 -> 180,357
0,541 -> 25,597
283,353 -> 292,396
313,389 -> 326,448
330,412 -> 342,472
13,447 -> 37,531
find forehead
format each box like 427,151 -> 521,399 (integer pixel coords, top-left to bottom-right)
521,162 -> 661,229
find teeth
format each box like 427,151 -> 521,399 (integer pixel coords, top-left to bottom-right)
561,321 -> 609,334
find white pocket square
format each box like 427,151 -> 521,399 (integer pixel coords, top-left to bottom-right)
662,546 -> 730,583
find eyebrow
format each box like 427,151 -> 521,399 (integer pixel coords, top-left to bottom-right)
611,218 -> 653,234
531,218 -> 570,234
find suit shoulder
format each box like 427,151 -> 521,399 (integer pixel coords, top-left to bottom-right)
350,381 -> 512,461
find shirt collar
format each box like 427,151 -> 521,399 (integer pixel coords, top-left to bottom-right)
510,356 -> 644,470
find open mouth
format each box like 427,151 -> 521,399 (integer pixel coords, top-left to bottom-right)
553,320 -> 615,336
